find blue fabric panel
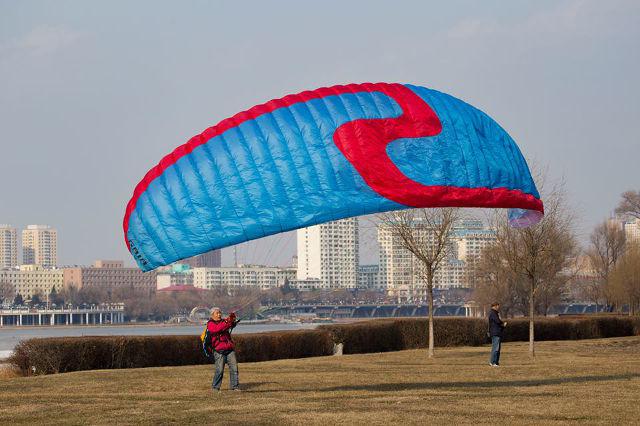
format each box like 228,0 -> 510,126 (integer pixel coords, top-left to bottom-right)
128,92 -> 406,270
390,86 -> 539,198
127,85 -> 539,271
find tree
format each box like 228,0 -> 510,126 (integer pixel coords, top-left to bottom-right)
379,208 -> 460,358
586,220 -> 627,307
49,286 -> 65,306
77,286 -> 108,305
608,243 -> 640,315
0,282 -> 15,304
615,190 -> 640,219
29,293 -> 43,307
512,189 -> 575,357
471,237 -> 523,318
472,185 -> 577,358
14,293 -> 24,306
61,286 -> 80,306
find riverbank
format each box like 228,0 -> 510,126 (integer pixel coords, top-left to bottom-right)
2,337 -> 639,424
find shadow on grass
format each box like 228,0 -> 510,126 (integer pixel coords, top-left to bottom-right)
321,373 -> 640,392
240,381 -> 278,390
244,373 -> 640,393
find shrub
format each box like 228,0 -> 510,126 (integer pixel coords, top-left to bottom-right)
9,329 -> 333,376
319,317 -> 487,354
501,316 -> 639,342
321,316 -> 640,354
9,316 -> 640,376
235,330 -> 333,362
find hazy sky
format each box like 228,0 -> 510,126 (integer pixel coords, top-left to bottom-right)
1,0 -> 638,267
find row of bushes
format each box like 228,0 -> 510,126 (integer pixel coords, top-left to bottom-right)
9,316 -> 640,375
9,330 -> 333,375
501,316 -> 640,342
319,316 -> 640,355
318,317 -> 488,354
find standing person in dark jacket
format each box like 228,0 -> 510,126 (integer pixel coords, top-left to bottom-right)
488,302 -> 507,366
207,307 -> 240,391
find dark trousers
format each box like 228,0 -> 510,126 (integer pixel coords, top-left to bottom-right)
490,336 -> 502,365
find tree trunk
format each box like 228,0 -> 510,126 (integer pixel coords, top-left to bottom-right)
529,276 -> 535,359
427,274 -> 434,358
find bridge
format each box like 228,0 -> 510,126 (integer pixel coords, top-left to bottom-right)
258,303 -> 612,319
0,304 -> 126,327
259,304 -> 481,319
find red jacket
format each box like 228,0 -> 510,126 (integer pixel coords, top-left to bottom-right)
207,319 -> 235,352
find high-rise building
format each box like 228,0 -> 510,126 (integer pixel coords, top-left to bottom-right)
22,225 -> 57,268
0,225 -> 18,269
182,249 -> 222,268
297,218 -> 359,289
625,218 -> 640,244
378,219 -> 495,300
455,229 -> 497,261
358,264 -> 381,290
378,222 -> 414,299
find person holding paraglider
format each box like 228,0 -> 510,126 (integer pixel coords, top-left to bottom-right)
206,307 -> 240,391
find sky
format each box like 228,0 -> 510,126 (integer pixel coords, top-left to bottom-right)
1,0 -> 638,267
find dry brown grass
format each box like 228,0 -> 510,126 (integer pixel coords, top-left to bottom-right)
2,337 -> 640,425
0,364 -> 21,379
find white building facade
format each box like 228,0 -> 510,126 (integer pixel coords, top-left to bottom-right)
0,225 -> 18,269
625,218 -> 640,245
297,218 -> 359,290
378,219 -> 496,301
192,265 -> 296,290
358,265 -> 381,290
156,264 -> 194,290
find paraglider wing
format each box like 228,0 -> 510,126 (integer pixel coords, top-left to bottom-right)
124,82 -> 543,271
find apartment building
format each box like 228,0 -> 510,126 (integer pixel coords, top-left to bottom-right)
63,260 -> 156,296
0,264 -> 64,299
192,265 -> 296,290
22,225 -> 57,268
297,218 -> 359,289
378,219 -> 495,300
0,225 -> 18,269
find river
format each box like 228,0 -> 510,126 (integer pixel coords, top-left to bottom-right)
0,322 -> 319,359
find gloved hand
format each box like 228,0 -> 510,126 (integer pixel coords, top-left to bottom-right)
228,312 -> 237,323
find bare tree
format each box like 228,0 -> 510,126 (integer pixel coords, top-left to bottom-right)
535,257 -> 577,315
379,208 -> 460,358
615,190 -> 640,219
608,243 -> 640,315
471,238 -> 523,318
518,191 -> 575,358
473,185 -> 576,358
0,281 -> 15,304
586,220 -> 627,307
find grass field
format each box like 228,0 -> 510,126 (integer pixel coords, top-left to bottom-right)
1,337 -> 639,425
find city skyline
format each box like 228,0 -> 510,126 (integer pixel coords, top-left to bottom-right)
1,1 -> 639,268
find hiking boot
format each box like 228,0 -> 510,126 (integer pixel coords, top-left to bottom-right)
231,387 -> 242,392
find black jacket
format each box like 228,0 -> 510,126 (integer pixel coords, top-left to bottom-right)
488,309 -> 505,337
